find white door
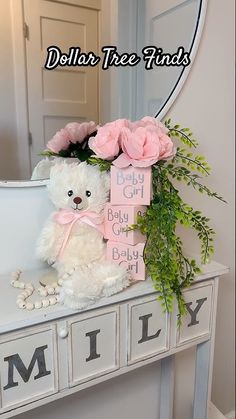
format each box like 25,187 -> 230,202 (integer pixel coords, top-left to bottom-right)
24,0 -> 99,170
136,0 -> 200,118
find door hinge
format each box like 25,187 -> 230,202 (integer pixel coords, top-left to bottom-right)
23,22 -> 29,40
28,131 -> 33,146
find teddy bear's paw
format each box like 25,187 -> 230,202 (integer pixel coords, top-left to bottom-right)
95,263 -> 130,297
59,271 -> 103,310
86,261 -> 97,270
58,278 -> 64,286
60,289 -> 98,310
102,275 -> 130,297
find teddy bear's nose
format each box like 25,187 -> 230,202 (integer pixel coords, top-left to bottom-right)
73,196 -> 82,204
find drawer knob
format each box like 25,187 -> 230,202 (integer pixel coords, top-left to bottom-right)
58,328 -> 68,338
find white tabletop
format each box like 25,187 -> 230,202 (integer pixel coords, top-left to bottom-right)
0,260 -> 229,335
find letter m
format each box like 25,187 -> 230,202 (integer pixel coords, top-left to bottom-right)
3,345 -> 51,390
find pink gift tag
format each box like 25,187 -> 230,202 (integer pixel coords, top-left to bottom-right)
106,241 -> 146,281
110,166 -> 152,205
104,204 -> 146,245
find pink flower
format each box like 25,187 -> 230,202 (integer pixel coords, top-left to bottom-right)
65,121 -> 97,144
107,118 -> 132,130
89,122 -> 126,160
47,128 -> 71,153
113,126 -> 161,168
88,116 -> 175,167
47,121 -> 97,153
131,116 -> 169,134
88,119 -> 134,160
159,131 -> 176,160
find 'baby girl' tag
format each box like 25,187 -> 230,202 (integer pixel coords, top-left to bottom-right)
110,166 -> 152,205
106,241 -> 146,281
104,204 -> 146,245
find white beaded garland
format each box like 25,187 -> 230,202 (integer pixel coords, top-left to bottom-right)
18,301 -> 26,309
16,298 -> 24,304
46,286 -> 55,295
42,299 -> 50,308
26,302 -> 34,310
58,278 -> 64,286
39,288 -> 48,297
10,269 -> 62,311
49,296 -> 57,306
26,283 -> 34,290
34,301 -> 43,309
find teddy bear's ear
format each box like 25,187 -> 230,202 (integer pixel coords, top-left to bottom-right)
100,171 -> 110,193
49,161 -> 66,179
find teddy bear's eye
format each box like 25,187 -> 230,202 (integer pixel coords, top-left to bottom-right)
86,190 -> 91,197
67,190 -> 73,197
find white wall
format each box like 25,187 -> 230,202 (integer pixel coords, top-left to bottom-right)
166,0 -> 235,414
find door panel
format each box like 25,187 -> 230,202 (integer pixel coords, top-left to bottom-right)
24,0 -> 99,169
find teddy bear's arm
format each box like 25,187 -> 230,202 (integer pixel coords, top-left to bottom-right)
36,214 -> 62,264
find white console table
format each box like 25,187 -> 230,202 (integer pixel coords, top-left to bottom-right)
0,262 -> 228,419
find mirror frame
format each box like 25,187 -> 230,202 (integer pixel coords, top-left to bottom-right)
156,0 -> 207,119
1,0 -> 207,188
0,179 -> 48,188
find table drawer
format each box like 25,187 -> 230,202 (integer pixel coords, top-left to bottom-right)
68,307 -> 119,386
0,325 -> 58,412
128,297 -> 169,364
176,283 -> 213,346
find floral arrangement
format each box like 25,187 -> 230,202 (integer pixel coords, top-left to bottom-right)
42,117 -> 225,323
42,121 -> 98,161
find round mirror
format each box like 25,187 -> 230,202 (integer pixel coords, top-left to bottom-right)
0,0 -> 207,184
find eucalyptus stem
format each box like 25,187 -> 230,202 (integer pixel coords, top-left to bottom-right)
168,128 -> 197,148
176,151 -> 210,175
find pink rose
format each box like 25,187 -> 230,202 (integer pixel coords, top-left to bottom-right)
47,128 -> 71,153
106,118 -> 132,130
89,119 -> 131,159
47,121 -> 97,153
132,116 -> 169,134
88,116 -> 175,167
113,126 -> 161,168
65,121 -> 97,144
159,131 -> 176,160
89,124 -> 121,160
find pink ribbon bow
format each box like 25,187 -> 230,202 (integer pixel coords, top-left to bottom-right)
54,209 -> 104,259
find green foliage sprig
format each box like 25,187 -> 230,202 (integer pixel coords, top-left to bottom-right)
130,119 -> 225,324
88,156 -> 112,171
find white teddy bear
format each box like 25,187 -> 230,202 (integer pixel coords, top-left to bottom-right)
36,161 -> 130,309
